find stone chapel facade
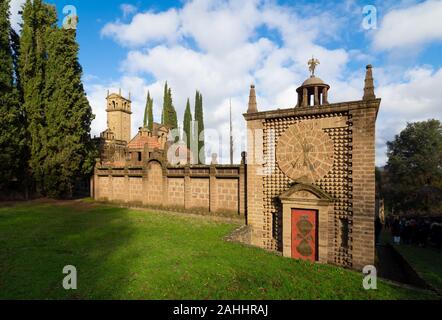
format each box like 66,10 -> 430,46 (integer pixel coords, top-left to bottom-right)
244,64 -> 380,270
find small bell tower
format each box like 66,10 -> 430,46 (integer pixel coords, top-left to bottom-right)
296,57 -> 330,107
106,89 -> 132,143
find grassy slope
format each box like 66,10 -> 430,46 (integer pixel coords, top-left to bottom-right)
0,202 -> 436,300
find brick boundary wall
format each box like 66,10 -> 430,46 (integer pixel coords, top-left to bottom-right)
92,160 -> 246,217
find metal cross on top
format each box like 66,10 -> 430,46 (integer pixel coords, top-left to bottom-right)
308,56 -> 320,76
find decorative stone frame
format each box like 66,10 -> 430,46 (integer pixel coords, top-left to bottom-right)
279,182 -> 333,264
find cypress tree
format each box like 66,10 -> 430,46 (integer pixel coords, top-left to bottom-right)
183,98 -> 192,150
167,87 -> 178,130
161,82 -> 168,125
0,0 -> 24,192
43,25 -> 95,198
161,82 -> 178,131
194,91 -> 205,164
0,0 -> 13,90
19,0 -> 57,192
144,91 -> 153,130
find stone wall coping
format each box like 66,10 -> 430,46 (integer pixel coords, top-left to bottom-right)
97,164 -> 243,170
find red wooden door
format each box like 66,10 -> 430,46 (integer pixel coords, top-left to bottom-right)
291,209 -> 317,261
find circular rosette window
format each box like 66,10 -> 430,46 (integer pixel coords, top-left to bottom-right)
276,122 -> 334,182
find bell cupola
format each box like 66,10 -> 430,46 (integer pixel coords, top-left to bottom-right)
296,57 -> 330,107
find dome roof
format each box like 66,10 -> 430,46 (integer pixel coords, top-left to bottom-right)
302,76 -> 326,86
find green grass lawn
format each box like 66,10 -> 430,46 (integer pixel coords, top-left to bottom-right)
0,201 -> 437,300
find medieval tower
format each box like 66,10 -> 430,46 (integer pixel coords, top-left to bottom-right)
106,91 -> 132,143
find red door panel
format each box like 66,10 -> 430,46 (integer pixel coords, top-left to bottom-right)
291,209 -> 317,261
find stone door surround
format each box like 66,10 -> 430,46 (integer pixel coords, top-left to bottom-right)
279,182 -> 333,263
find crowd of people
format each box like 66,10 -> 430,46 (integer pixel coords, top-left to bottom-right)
384,216 -> 442,249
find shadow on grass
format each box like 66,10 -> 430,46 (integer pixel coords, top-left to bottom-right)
0,202 -> 138,299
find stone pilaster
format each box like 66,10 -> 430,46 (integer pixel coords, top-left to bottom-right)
245,119 -> 265,247
209,165 -> 217,212
239,156 -> 246,217
184,165 -> 191,209
349,100 -> 380,269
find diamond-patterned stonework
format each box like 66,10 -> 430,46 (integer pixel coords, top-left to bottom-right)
262,113 -> 353,266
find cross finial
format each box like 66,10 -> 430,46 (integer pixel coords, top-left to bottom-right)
308,56 -> 320,77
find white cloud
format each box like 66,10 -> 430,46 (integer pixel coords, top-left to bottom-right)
101,9 -> 180,47
373,0 -> 442,50
375,66 -> 442,164
94,0 -> 360,163
9,0 -> 26,32
179,0 -> 262,54
91,0 -> 441,166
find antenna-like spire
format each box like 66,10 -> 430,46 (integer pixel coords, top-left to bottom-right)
363,64 -> 376,100
230,98 -> 234,165
247,84 -> 257,113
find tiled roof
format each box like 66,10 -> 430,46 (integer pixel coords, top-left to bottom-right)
127,133 -> 161,149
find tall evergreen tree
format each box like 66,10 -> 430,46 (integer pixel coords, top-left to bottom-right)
144,91 -> 153,130
167,87 -> 178,129
42,25 -> 96,198
161,82 -> 168,125
194,90 -> 205,164
0,0 -> 13,92
161,82 -> 178,131
19,0 -> 57,192
183,98 -> 192,150
0,0 -> 24,191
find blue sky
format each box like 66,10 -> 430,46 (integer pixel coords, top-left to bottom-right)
9,0 -> 442,165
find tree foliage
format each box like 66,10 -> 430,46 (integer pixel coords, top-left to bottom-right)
161,82 -> 178,130
2,0 -> 98,198
42,27 -> 96,197
194,90 -> 205,164
384,119 -> 442,215
183,98 -> 192,150
0,0 -> 25,191
19,0 -> 57,190
144,91 -> 153,130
